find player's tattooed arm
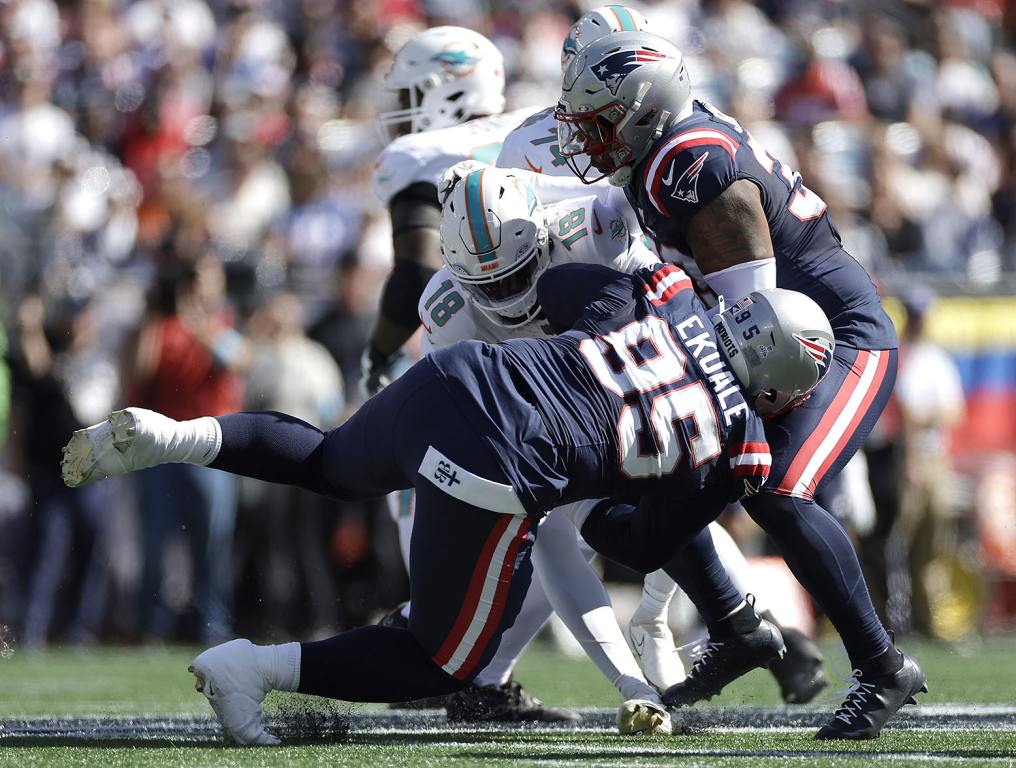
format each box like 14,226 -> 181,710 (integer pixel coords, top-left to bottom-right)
685,179 -> 774,273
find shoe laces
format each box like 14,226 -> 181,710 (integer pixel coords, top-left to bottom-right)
831,669 -> 878,724
685,639 -> 725,679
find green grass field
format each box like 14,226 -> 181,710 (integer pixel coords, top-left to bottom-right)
2,636 -> 1015,766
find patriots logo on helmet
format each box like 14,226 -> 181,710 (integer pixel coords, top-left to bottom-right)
432,49 -> 480,76
592,48 -> 671,95
793,333 -> 832,377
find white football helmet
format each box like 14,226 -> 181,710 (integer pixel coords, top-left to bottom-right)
440,168 -> 550,328
378,26 -> 506,143
714,289 -> 836,418
556,31 -> 692,186
561,6 -> 651,72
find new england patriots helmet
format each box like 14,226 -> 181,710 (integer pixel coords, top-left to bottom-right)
714,289 -> 835,418
440,168 -> 550,328
378,27 -> 505,143
556,31 -> 691,186
561,6 -> 651,73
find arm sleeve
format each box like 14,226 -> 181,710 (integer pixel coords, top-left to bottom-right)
536,263 -> 632,334
579,485 -> 729,574
388,182 -> 441,236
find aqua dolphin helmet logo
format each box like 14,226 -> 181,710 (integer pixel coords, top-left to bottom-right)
431,48 -> 481,76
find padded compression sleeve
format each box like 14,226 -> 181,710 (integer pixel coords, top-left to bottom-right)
389,182 -> 441,235
380,258 -> 439,330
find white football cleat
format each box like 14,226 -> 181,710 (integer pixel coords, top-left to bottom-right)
190,639 -> 280,746
626,618 -> 686,692
616,698 -> 672,735
61,407 -> 193,488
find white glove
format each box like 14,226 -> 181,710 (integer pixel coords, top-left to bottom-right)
437,160 -> 490,206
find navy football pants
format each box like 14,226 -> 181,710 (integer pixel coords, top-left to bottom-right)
745,345 -> 898,666
213,360 -> 536,701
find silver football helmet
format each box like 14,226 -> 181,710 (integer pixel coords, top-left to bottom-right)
378,26 -> 506,143
561,6 -> 651,72
714,289 -> 835,418
556,31 -> 692,186
440,168 -> 550,328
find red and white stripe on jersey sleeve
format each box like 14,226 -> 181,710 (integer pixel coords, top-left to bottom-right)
643,264 -> 692,306
775,350 -> 890,500
642,129 -> 739,216
432,515 -> 531,680
728,441 -> 771,479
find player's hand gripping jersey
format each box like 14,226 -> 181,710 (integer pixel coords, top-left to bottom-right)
627,102 -> 896,350
418,194 -> 658,351
426,263 -> 771,519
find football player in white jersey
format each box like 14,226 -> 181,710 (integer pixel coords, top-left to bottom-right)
422,167 -> 672,734
367,26 -> 579,724
481,6 -> 830,705
364,26 -> 539,396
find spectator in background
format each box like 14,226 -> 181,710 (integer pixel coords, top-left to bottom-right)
237,292 -> 344,638
126,256 -> 247,643
893,288 -> 966,636
10,293 -> 120,646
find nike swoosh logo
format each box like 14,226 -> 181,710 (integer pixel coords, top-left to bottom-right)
660,159 -> 676,187
592,211 -> 603,235
631,632 -> 645,656
524,155 -> 543,174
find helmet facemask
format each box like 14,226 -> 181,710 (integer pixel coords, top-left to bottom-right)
451,230 -> 551,328
556,100 -> 635,184
440,169 -> 551,328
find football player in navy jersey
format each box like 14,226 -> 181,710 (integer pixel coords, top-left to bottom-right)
60,264 -> 829,745
555,31 -> 925,739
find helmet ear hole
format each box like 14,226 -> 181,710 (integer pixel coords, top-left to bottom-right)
635,109 -> 658,127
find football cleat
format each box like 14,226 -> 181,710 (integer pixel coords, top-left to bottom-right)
61,407 -> 191,487
767,623 -> 829,704
616,698 -> 672,735
445,680 -> 581,724
189,639 -> 279,745
625,617 -> 686,692
662,617 -> 785,708
815,653 -> 927,740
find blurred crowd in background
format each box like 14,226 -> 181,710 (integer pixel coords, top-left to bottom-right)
0,0 -> 1014,651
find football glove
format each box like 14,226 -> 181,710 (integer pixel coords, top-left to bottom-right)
359,346 -> 408,399
437,160 -> 490,206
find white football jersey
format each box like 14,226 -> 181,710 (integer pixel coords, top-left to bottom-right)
496,107 -> 643,234
373,107 -> 540,208
419,194 -> 660,352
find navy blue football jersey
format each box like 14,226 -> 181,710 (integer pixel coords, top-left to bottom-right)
426,262 -> 771,518
625,101 -> 897,351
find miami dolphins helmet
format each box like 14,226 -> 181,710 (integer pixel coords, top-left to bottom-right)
440,168 -> 551,328
561,6 -> 651,72
378,27 -> 505,142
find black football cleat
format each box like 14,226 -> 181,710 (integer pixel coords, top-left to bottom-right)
445,680 -> 581,724
815,653 -> 927,740
662,617 -> 786,708
764,619 -> 829,704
